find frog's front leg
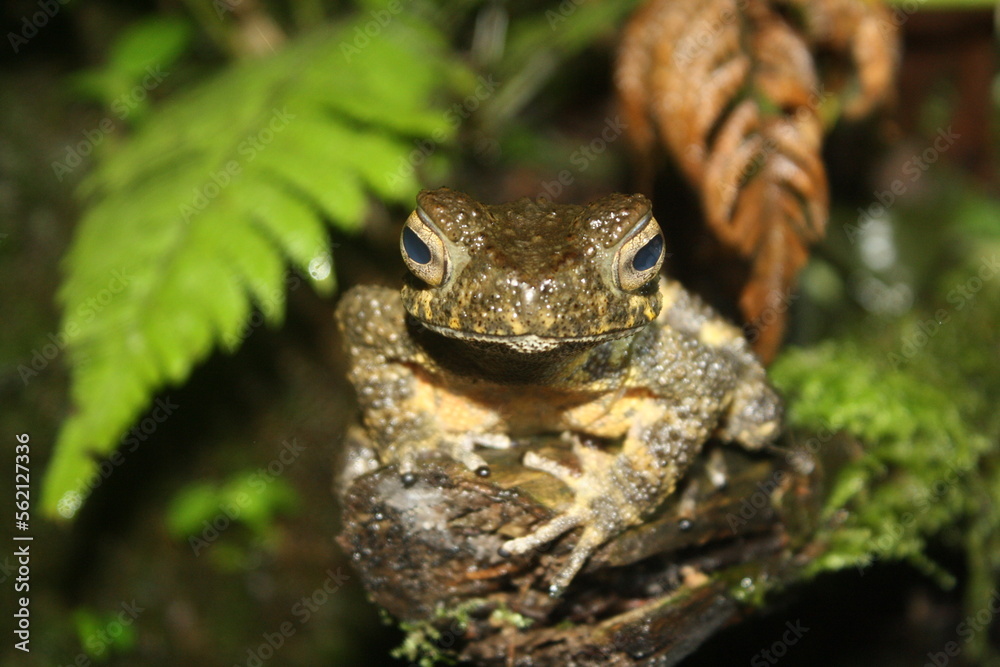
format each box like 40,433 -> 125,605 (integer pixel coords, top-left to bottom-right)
500,416 -> 704,596
337,285 -> 511,480
372,368 -> 513,479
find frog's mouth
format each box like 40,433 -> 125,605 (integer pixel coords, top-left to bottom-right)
418,321 -> 641,354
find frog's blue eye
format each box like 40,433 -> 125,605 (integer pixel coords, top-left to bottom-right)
401,213 -> 448,286
403,226 -> 432,265
632,233 -> 663,272
615,215 -> 664,291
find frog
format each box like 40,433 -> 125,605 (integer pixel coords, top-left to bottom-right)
335,187 -> 782,595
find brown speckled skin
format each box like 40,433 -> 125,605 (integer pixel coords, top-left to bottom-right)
336,188 -> 782,594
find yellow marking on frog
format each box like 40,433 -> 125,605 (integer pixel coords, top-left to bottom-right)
411,374 -> 501,433
698,320 -> 737,348
659,279 -> 681,310
563,391 -> 658,439
656,280 -> 681,324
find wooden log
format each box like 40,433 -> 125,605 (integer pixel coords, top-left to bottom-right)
337,431 -> 862,665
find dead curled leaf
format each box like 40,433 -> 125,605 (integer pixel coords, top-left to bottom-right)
617,0 -> 898,362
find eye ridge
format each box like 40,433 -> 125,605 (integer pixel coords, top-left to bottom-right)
403,226 -> 432,265
631,233 -> 663,272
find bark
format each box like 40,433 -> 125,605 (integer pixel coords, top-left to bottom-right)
338,432 -> 861,665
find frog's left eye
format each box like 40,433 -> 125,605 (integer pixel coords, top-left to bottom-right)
615,214 -> 665,291
401,209 -> 448,286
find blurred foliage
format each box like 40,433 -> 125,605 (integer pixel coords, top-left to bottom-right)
70,16 -> 193,123
167,470 -> 299,570
41,6 -> 473,518
72,606 -> 138,659
771,179 -> 1000,661
167,472 -> 299,538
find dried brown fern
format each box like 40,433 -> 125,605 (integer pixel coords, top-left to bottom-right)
617,0 -> 897,361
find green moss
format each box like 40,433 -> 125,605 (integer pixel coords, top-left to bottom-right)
392,598 -> 530,666
770,214 -> 1000,659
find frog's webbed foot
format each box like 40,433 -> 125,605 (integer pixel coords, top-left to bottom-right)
393,432 -> 513,481
499,439 -> 658,596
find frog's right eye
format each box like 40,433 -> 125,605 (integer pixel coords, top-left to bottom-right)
615,213 -> 665,291
401,210 -> 447,286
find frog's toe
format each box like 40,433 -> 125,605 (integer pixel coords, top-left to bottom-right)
443,434 -> 493,473
474,433 -> 513,450
499,509 -> 585,559
547,525 -> 610,596
498,508 -> 610,596
522,451 -> 581,489
456,449 -> 490,474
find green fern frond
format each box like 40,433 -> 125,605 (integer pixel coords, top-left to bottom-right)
43,19 -> 469,517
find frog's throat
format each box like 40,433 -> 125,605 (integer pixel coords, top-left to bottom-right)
417,321 -> 641,354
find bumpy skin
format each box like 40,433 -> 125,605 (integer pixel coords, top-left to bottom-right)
336,188 -> 782,595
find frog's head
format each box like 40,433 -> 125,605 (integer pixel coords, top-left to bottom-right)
399,187 -> 664,353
